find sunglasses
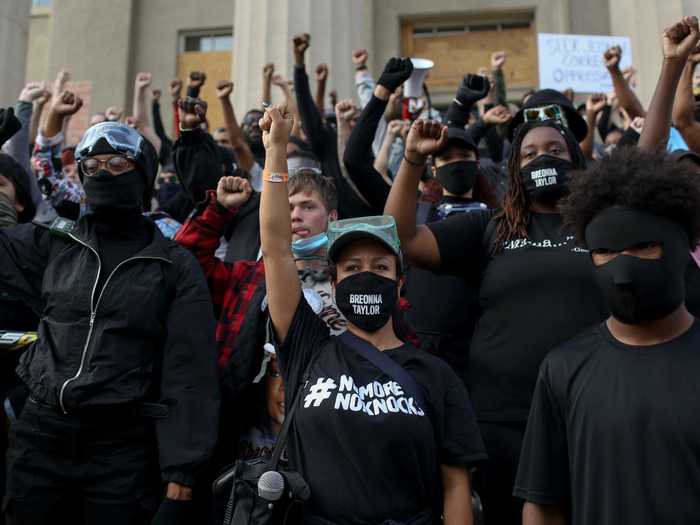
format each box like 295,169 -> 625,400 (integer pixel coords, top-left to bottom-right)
523,104 -> 569,129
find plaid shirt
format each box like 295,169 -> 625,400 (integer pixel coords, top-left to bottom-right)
175,191 -> 265,371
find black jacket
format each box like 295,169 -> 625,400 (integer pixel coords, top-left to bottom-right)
0,217 -> 220,486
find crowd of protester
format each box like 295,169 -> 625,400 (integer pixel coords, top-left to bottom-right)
1,13 -> 700,525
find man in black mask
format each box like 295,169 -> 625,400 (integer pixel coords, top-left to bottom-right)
0,94 -> 219,525
515,148 -> 700,525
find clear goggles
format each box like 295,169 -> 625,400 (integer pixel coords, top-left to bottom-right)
523,104 -> 569,129
328,215 -> 401,257
76,122 -> 144,162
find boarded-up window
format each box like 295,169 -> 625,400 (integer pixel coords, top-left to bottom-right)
177,29 -> 232,131
401,15 -> 537,98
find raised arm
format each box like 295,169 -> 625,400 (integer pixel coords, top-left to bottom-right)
292,33 -> 327,155
444,74 -> 490,129
603,46 -> 647,119
216,80 -> 255,173
170,79 -> 183,139
343,57 -> 413,211
580,93 -> 607,160
672,47 -> 700,152
374,120 -> 404,179
132,72 -> 162,153
639,16 -> 700,152
491,51 -> 508,107
262,63 -> 274,107
272,75 -> 303,138
29,88 -> 51,148
314,64 -> 328,116
186,71 -> 206,99
335,99 -> 372,208
384,120 -> 446,270
259,105 -> 299,343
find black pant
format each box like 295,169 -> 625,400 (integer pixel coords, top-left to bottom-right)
472,421 -> 527,525
4,399 -> 161,525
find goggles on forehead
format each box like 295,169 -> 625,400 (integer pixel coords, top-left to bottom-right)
523,104 -> 569,129
290,166 -> 323,178
76,122 -> 144,161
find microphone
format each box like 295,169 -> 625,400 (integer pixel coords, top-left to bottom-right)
258,470 -> 285,501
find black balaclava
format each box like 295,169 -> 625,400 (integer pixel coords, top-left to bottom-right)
585,206 -> 690,324
0,153 -> 36,222
436,160 -> 479,196
335,272 -> 398,332
81,137 -> 155,227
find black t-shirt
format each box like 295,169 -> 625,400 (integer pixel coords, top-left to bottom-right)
429,211 -> 608,421
514,321 -> 700,525
405,197 -> 483,385
278,297 -> 487,524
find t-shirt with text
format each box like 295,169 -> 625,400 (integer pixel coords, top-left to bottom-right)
278,298 -> 486,524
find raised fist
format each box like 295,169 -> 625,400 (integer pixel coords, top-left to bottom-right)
456,74 -> 491,106
188,71 -> 206,89
316,64 -> 329,83
335,99 -> 357,123
352,49 -> 368,67
586,93 -> 607,115
377,57 -> 414,93
135,72 -> 152,90
271,74 -> 288,88
50,91 -> 83,117
491,51 -> 507,69
152,89 -> 162,102
482,105 -> 512,126
217,176 -> 253,210
663,16 -> 700,62
293,33 -> 311,63
19,81 -> 48,104
216,80 -> 234,100
260,104 -> 294,150
405,119 -> 448,160
263,63 -> 274,81
105,106 -> 123,122
170,79 -> 183,99
603,46 -> 622,69
329,90 -> 338,108
178,97 -> 208,129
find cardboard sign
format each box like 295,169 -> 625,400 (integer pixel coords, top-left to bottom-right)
538,33 -> 633,93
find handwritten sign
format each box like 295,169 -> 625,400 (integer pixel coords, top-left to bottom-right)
538,33 -> 632,93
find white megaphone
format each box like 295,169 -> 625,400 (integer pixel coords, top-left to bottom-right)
404,58 -> 434,98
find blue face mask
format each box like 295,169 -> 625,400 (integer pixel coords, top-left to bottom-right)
291,232 -> 328,258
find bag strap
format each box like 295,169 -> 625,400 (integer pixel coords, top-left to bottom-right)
339,331 -> 429,416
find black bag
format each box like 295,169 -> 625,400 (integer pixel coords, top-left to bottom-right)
212,362 -> 312,525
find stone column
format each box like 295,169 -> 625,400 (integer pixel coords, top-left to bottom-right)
233,0 -> 367,114
0,0 -> 32,107
609,0 -> 689,106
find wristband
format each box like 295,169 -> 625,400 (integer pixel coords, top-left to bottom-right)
263,170 -> 289,183
403,154 -> 425,167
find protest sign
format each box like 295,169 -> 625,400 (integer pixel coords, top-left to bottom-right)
538,33 -> 632,93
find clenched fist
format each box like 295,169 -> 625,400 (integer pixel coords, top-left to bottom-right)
217,176 -> 253,210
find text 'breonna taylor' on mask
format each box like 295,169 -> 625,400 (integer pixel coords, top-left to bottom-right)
348,293 -> 383,315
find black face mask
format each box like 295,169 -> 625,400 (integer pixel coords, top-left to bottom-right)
83,170 -> 145,212
156,181 -> 181,205
436,160 -> 478,196
335,272 -> 398,332
585,207 -> 690,324
520,155 -> 573,201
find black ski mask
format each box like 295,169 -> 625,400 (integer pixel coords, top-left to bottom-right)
83,170 -> 146,212
335,272 -> 398,332
436,161 -> 478,196
585,206 -> 690,324
520,154 -> 573,203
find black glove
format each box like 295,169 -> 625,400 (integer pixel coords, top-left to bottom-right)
377,57 -> 414,93
0,107 -> 22,149
151,498 -> 191,525
455,74 -> 491,106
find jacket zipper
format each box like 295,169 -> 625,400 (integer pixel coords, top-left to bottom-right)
58,233 -> 171,414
